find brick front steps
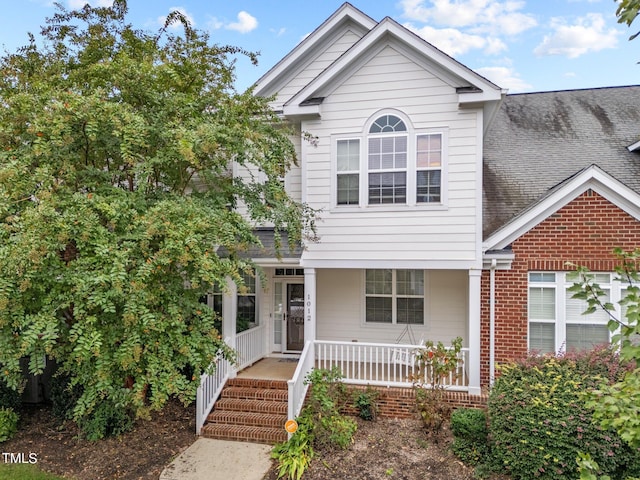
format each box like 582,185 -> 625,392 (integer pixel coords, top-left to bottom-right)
200,378 -> 289,445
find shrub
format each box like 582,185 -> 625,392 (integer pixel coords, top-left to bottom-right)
487,350 -> 640,480
411,337 -> 462,437
304,368 -> 356,450
353,386 -> 379,421
271,368 -> 357,479
0,380 -> 22,411
0,408 -> 19,442
76,399 -> 134,441
450,408 -> 488,466
271,416 -> 314,480
49,373 -> 82,422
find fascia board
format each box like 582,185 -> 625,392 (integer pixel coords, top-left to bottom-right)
483,166 -> 640,251
285,17 -> 502,108
627,139 -> 640,152
253,4 -> 376,97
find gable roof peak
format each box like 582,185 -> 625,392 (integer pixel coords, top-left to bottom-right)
252,3 -> 377,97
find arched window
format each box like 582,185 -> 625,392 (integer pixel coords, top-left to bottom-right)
367,115 -> 408,204
334,111 -> 444,207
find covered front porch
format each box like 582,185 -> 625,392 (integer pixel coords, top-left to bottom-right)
196,333 -> 470,435
196,258 -> 483,435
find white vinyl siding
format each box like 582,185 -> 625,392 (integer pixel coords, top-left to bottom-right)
528,272 -> 615,353
316,269 -> 466,344
301,44 -> 479,267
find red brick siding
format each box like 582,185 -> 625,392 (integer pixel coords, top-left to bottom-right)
343,385 -> 488,418
480,190 -> 640,385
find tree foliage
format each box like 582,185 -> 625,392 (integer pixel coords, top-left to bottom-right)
569,248 -> 640,449
616,0 -> 640,40
0,0 -> 313,425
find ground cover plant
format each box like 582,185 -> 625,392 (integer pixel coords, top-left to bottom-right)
271,368 -> 357,479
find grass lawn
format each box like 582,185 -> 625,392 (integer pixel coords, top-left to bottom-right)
0,463 -> 66,480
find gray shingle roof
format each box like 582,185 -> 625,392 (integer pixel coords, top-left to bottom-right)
483,85 -> 640,239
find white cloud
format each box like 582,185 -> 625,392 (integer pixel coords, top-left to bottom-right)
533,13 -> 620,58
158,6 -> 196,30
67,0 -> 113,8
270,27 -> 286,38
226,11 -> 258,34
405,23 -> 507,56
475,65 -> 532,92
400,0 -> 536,36
207,11 -> 258,34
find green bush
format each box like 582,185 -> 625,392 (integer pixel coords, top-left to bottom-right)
0,408 -> 19,442
271,416 -> 314,480
76,399 -> 134,441
304,368 -> 356,450
450,408 -> 488,466
487,350 -> 640,480
353,386 -> 379,421
49,373 -> 82,422
0,380 -> 22,411
271,368 -> 357,479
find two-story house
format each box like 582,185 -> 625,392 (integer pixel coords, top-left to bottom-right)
197,3 -> 640,438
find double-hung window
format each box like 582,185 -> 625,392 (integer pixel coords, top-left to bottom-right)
334,112 -> 445,207
336,139 -> 360,205
368,115 -> 408,204
528,272 -> 614,353
365,269 -> 425,324
237,271 -> 257,333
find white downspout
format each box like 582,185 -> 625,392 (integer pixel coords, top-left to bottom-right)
489,259 -> 496,385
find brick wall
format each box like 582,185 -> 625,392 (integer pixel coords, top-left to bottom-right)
480,189 -> 640,385
343,385 -> 488,418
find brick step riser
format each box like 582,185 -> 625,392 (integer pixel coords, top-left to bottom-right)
201,424 -> 287,445
207,411 -> 287,429
221,387 -> 288,402
214,398 -> 288,415
226,378 -> 289,390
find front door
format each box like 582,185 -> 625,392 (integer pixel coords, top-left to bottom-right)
286,283 -> 305,351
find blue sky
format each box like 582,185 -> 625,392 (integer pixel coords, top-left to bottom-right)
1,0 -> 639,94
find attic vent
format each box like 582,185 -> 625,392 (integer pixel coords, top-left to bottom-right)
299,97 -> 325,106
456,86 -> 482,93
586,188 -> 594,196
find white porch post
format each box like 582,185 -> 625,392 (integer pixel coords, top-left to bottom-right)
222,277 -> 238,378
468,269 -> 482,395
304,268 -> 317,343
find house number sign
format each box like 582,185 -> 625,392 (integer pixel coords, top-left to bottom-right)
306,293 -> 312,322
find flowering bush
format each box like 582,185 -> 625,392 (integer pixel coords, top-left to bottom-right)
411,337 -> 462,436
487,349 -> 640,480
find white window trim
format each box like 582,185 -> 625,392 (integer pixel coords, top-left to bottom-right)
527,271 -> 626,353
330,110 -> 448,211
362,269 -> 427,326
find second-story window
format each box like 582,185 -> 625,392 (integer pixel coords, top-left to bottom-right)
334,111 -> 445,207
336,139 -> 360,205
368,115 -> 407,204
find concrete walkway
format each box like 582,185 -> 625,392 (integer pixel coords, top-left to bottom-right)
160,438 -> 273,480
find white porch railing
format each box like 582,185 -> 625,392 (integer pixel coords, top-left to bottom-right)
196,337 -> 232,435
314,340 -> 468,389
287,341 -> 315,422
196,325 -> 268,435
236,324 -> 268,371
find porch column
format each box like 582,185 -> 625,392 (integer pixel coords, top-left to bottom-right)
222,277 -> 238,378
468,269 -> 482,395
304,268 -> 317,343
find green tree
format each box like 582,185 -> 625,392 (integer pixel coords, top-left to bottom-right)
616,0 -> 640,39
0,0 -> 313,428
569,249 -> 640,450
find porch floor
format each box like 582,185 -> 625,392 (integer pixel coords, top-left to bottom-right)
237,357 -> 298,381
